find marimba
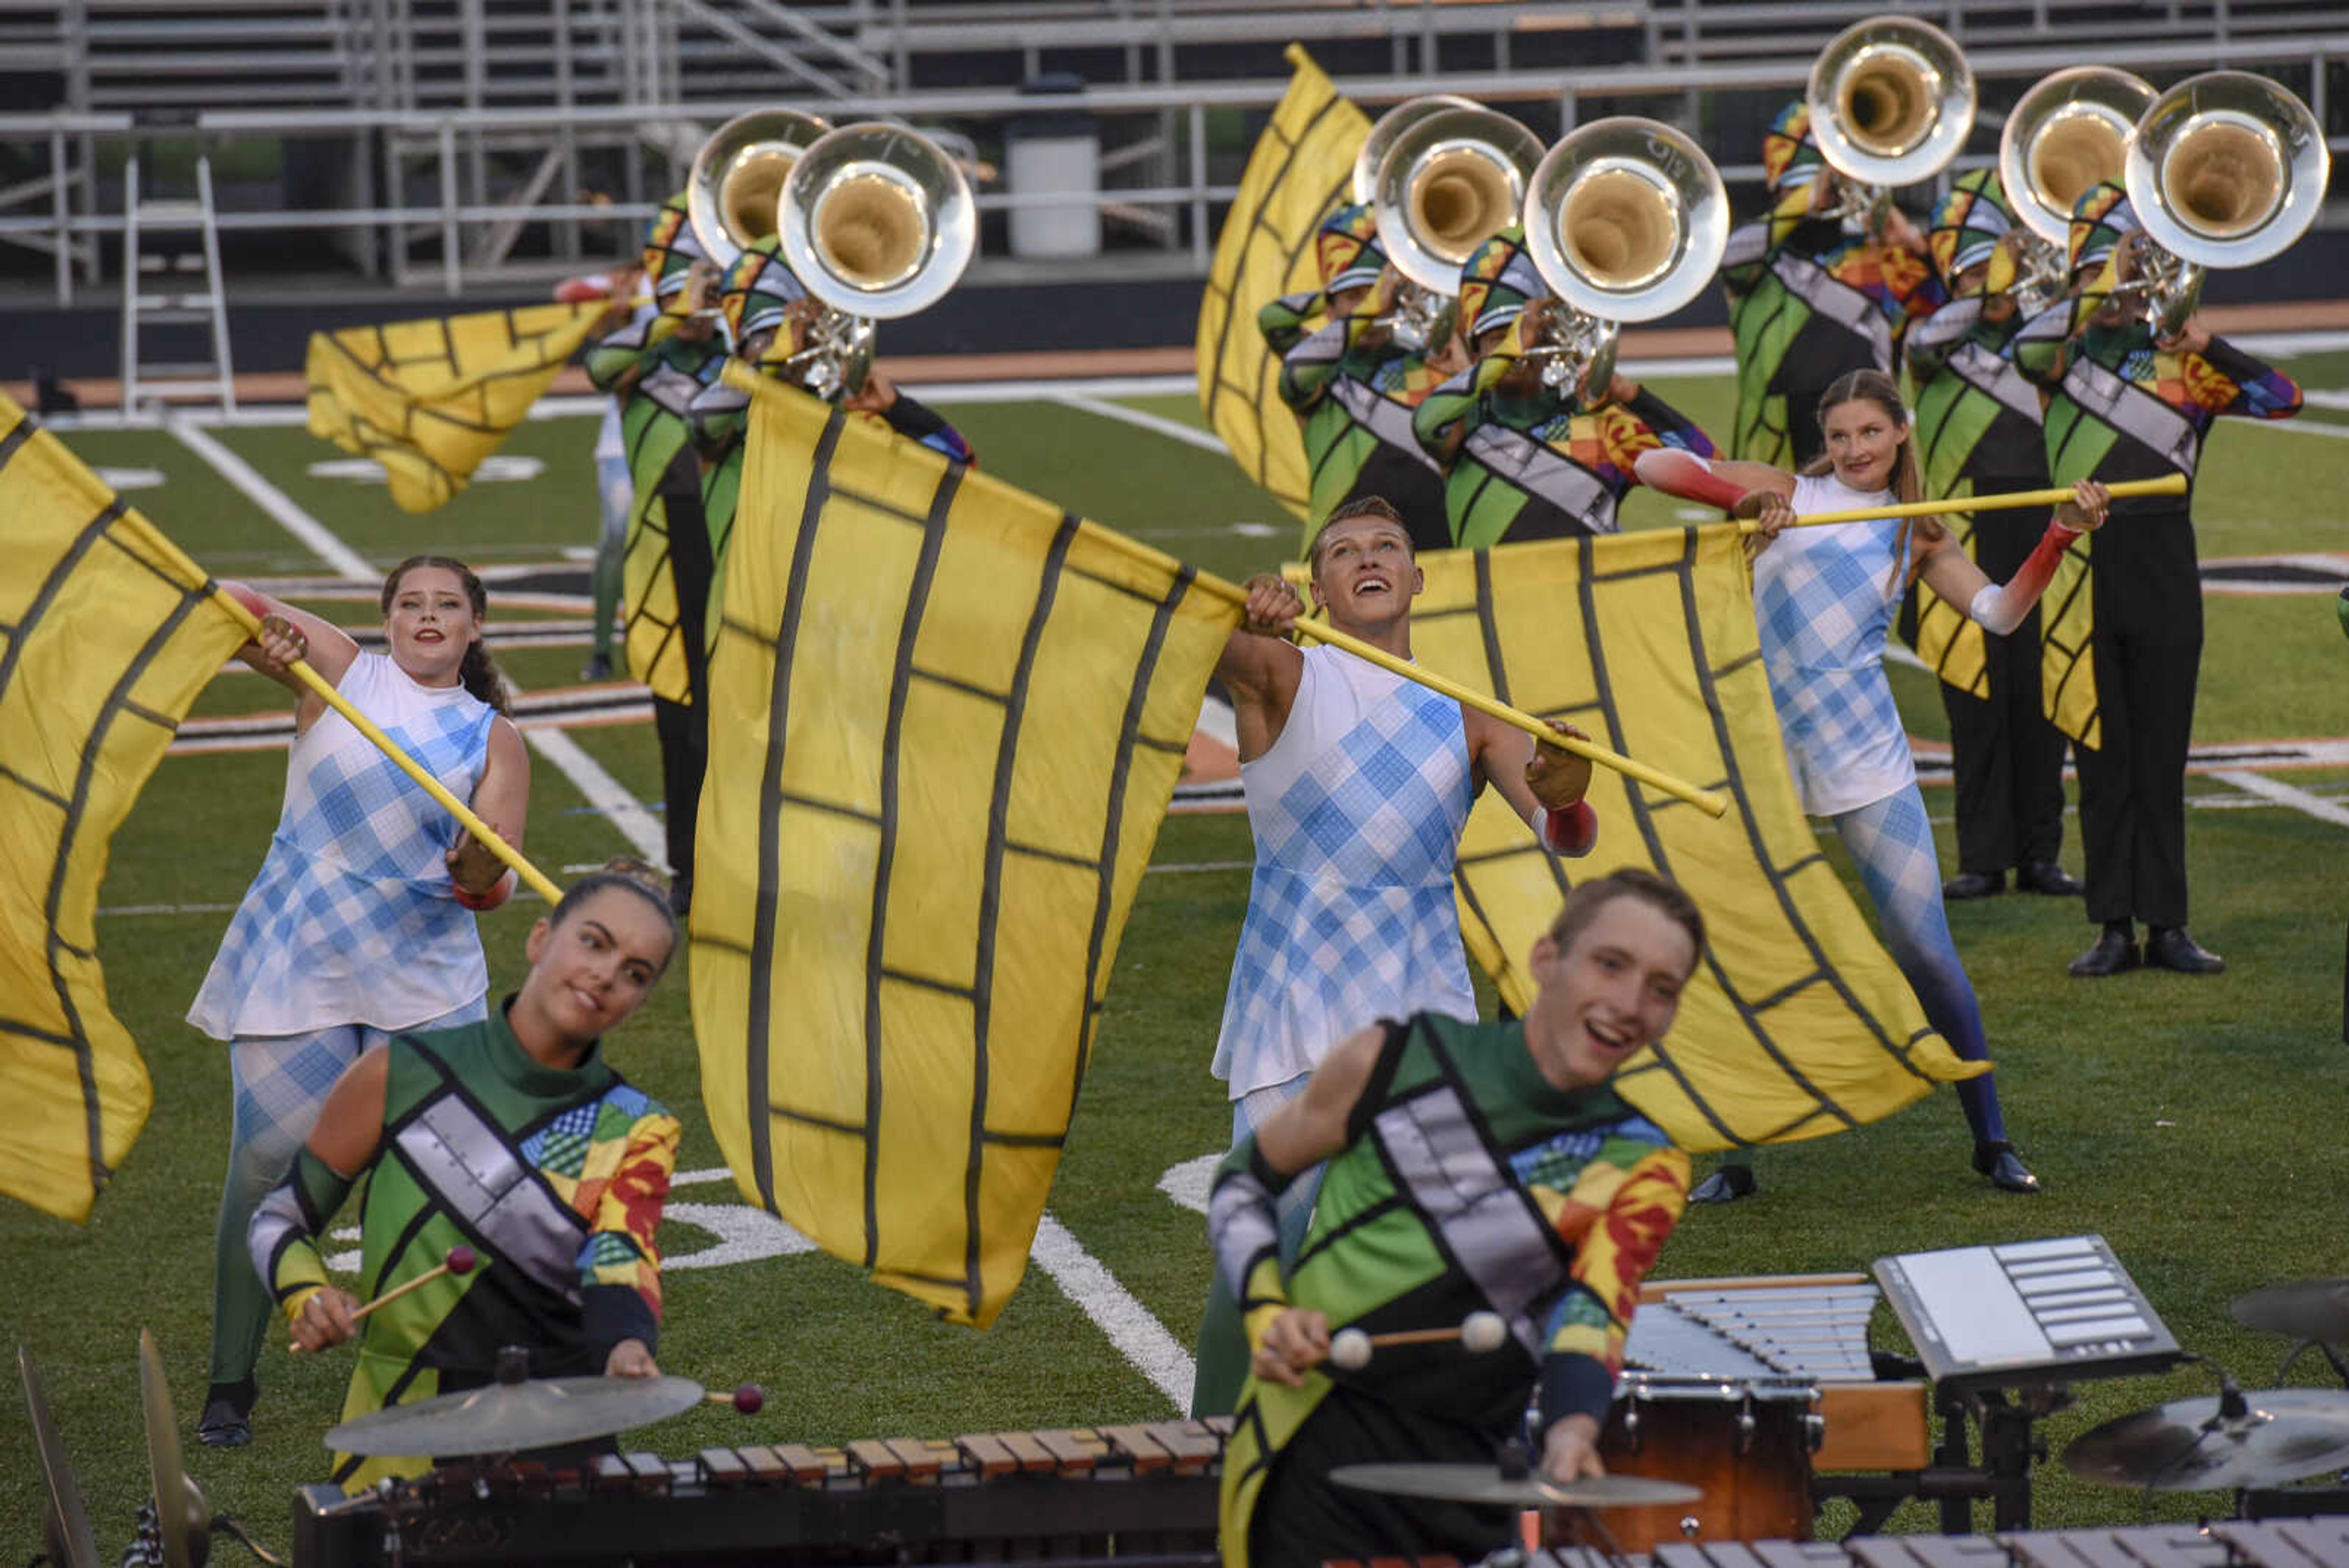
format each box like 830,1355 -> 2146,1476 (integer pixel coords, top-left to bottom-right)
292,1418 -> 1228,1566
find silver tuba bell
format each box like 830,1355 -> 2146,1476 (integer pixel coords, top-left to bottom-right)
776,121 -> 977,399
2118,70 -> 2328,337
1806,15 -> 1975,228
1365,99 -> 1545,350
1998,67 -> 2155,313
687,109 -> 834,273
1518,117 -> 1729,400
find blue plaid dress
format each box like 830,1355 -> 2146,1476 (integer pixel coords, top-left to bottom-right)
189,652 -> 496,1041
1212,646 -> 1477,1099
1753,473 -> 1917,816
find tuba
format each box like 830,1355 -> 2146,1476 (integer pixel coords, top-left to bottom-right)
1364,100 -> 1545,349
1998,67 -> 2155,311
687,109 -> 833,273
2120,70 -> 2328,336
774,121 -> 977,399
1518,117 -> 1729,399
1806,16 -> 1975,228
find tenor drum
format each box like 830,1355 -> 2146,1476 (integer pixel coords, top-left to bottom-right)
1584,1374 -> 1819,1549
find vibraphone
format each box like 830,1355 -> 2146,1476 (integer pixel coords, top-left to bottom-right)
292,1418 -> 1230,1566
1331,1518 -> 2349,1568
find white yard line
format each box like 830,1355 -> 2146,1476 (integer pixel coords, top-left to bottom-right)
2208,768 -> 2349,830
166,415 -> 377,580
1050,392 -> 1231,455
1031,1213 -> 1195,1412
518,720 -> 666,865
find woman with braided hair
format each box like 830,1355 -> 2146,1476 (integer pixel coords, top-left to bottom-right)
189,555 -> 531,1446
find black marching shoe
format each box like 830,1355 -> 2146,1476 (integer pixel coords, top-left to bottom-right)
2014,861 -> 2084,897
2068,924 -> 2140,978
1943,871 -> 2005,900
2144,926 -> 2225,975
197,1378 -> 256,1447
1689,1164 -> 1757,1205
1972,1141 -> 2041,1194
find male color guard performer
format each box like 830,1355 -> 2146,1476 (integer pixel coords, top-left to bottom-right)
1215,870 -> 1699,1568
1907,172 -> 2082,901
1189,496 -> 1599,1416
1723,102 -> 1942,467
585,193 -> 729,915
2016,181 -> 2302,976
1413,225 -> 1717,546
1260,204 -> 1463,553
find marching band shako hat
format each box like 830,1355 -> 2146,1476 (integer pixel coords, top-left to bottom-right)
1930,170 -> 2020,297
1316,201 -> 1391,295
1457,223 -> 1545,344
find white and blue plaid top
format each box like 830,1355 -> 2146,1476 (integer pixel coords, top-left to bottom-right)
189,652 -> 496,1040
1752,472 -> 1918,817
1212,645 -> 1478,1099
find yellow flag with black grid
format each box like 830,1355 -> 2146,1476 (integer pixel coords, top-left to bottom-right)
0,393 -> 249,1221
1416,528 -> 1987,1150
305,300 -> 603,513
2035,541 -> 2101,748
692,373 -> 1240,1327
1195,43 -> 1368,520
1909,509 -> 1991,702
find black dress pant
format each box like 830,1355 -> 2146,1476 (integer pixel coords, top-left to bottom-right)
2077,505 -> 2200,928
652,454 -> 714,902
1940,503 -> 2069,876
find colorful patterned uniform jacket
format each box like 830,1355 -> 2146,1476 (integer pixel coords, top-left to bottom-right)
250,1004 -> 679,1492
1904,295 -> 2049,696
1411,313 -> 1716,547
585,311 -> 730,703
1214,1011 -> 1689,1568
1261,289 -> 1453,552
1721,215 -> 1942,465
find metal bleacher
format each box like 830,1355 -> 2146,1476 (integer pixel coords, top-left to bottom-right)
1,0 -> 2345,305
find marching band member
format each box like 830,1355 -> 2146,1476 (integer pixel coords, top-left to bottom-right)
1412,225 -> 1716,546
2015,182 -> 2303,977
1907,173 -> 2080,902
1723,102 -> 1941,468
1215,871 -> 1697,1568
1638,370 -> 2112,1198
1261,203 -> 1463,554
1190,496 -> 1598,1416
190,558 -> 530,1447
250,862 -> 681,1492
584,191 -> 730,916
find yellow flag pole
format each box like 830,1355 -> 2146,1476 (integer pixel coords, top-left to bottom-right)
122,513 -> 565,907
1740,473 -> 2187,533
727,364 -> 1731,820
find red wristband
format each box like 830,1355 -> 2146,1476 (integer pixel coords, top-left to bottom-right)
228,584 -> 269,622
451,868 -> 516,912
1539,800 -> 1599,857
1633,448 -> 1750,513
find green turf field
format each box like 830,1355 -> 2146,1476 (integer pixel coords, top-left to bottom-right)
7,365 -> 2349,1558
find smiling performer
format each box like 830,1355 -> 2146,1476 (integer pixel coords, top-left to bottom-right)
1190,495 -> 1600,1416
1215,870 -> 1698,1568
1637,370 -> 2110,1200
188,557 -> 530,1448
250,861 -> 683,1492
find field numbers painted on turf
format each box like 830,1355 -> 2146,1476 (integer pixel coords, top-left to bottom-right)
1157,1154 -> 1217,1216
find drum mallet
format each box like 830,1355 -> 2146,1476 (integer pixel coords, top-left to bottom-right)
290,1244 -> 478,1353
707,1383 -> 765,1413
1328,1311 -> 1509,1370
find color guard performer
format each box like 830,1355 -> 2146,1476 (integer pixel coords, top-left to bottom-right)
2015,182 -> 2303,977
1723,102 -> 1942,468
1906,173 -> 2082,901
1214,871 -> 1699,1568
1260,204 -> 1463,554
1412,225 -> 1716,546
1190,496 -> 1600,1416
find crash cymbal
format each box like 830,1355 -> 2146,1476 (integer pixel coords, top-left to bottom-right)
327,1370 -> 707,1457
2063,1386 -> 2349,1491
1328,1463 -> 1702,1509
2233,1279 -> 2349,1343
19,1348 -> 102,1568
138,1329 -> 210,1568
